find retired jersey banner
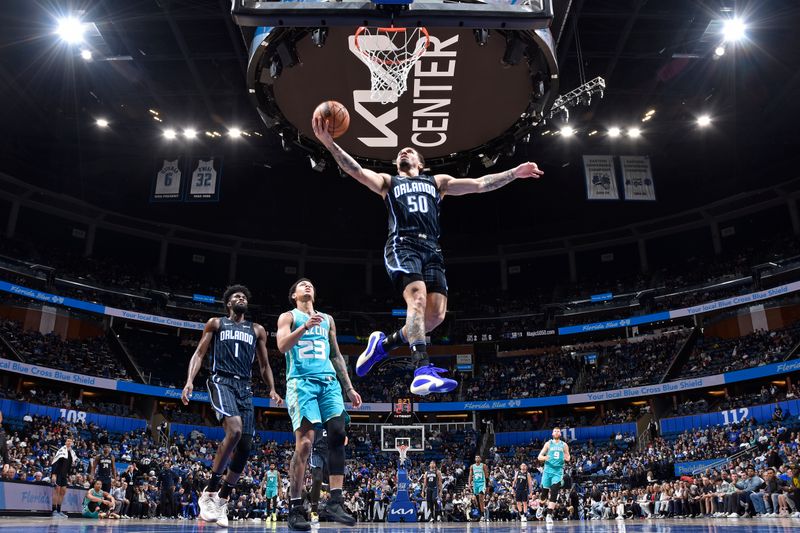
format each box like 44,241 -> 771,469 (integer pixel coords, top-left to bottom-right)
583,155 -> 619,200
186,157 -> 223,202
620,155 -> 656,201
151,157 -> 184,202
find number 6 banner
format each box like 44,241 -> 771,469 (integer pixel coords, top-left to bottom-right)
186,157 -> 223,202
151,157 -> 185,202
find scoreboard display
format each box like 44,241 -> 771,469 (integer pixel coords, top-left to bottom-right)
392,397 -> 413,423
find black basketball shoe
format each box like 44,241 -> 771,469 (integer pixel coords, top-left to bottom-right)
320,501 -> 356,526
288,506 -> 311,531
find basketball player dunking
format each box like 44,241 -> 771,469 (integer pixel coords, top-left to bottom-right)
181,285 -> 283,528
422,461 -> 443,522
468,455 -> 490,522
277,278 -> 361,531
537,427 -> 570,526
312,119 -> 544,395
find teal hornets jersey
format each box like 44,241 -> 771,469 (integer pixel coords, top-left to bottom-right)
472,464 -> 485,483
285,309 -> 336,380
545,439 -> 566,472
265,470 -> 279,492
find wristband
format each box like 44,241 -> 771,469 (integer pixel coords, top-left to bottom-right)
303,323 -> 309,331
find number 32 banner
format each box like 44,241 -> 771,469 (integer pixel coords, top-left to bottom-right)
186,157 -> 223,202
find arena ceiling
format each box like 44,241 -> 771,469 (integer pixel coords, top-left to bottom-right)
0,0 -> 798,249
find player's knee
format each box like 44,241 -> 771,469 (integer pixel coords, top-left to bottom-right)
326,416 -> 346,447
225,420 -> 243,442
295,434 -> 313,458
311,467 -> 323,484
425,308 -> 446,330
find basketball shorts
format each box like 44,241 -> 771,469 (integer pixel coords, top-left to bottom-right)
473,481 -> 486,495
99,477 -> 112,493
286,376 -> 346,432
384,236 -> 448,296
541,469 -> 563,489
206,374 -> 255,435
265,487 -> 279,499
515,487 -> 530,503
54,470 -> 69,488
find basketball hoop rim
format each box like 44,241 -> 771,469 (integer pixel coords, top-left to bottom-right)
353,26 -> 430,66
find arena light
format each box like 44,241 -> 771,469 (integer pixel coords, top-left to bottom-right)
628,127 -> 641,138
183,128 -> 197,139
722,18 -> 746,42
95,118 -> 109,128
56,17 -> 85,44
163,128 -> 177,140
80,49 -> 92,61
715,46 -> 726,57
697,115 -> 712,127
608,126 -> 621,138
228,127 -> 242,138
588,130 -> 598,136
560,125 -> 575,137
148,109 -> 159,115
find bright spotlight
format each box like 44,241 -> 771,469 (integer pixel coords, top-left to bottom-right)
183,128 -> 197,139
163,129 -> 177,140
56,17 -> 85,44
228,127 -> 242,138
697,115 -> 712,127
608,127 -> 621,138
95,118 -> 109,128
715,46 -> 726,57
722,18 -> 746,42
560,126 -> 575,137
628,128 -> 641,138
80,49 -> 92,61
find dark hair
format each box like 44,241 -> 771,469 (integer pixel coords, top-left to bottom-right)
223,284 -> 251,306
416,150 -> 425,169
288,278 -> 313,305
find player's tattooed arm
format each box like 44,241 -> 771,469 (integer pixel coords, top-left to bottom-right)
328,142 -> 362,175
436,161 -> 543,196
478,169 -> 517,192
328,315 -> 363,407
320,139 -> 389,196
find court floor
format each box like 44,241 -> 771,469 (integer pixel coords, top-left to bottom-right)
1,517 -> 800,532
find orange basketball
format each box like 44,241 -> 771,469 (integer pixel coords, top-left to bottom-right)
313,100 -> 350,138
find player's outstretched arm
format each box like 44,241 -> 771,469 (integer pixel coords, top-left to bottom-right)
254,323 -> 283,406
436,161 -> 543,197
181,318 -> 219,405
327,315 -> 362,408
311,116 -> 391,196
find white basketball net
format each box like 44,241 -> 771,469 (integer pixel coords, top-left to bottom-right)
397,444 -> 409,464
354,27 -> 430,104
